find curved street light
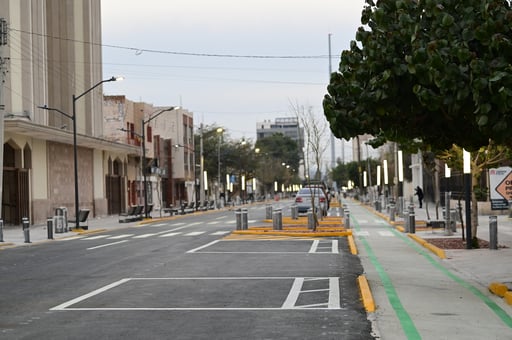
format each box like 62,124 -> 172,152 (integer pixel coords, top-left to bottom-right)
39,76 -> 122,229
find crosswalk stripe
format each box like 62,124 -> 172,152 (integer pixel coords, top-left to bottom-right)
108,234 -> 135,239
133,233 -> 157,238
159,232 -> 182,237
378,231 -> 394,237
211,231 -> 230,235
80,235 -> 110,240
185,231 -> 205,236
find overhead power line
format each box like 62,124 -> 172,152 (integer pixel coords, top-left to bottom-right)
9,27 -> 329,59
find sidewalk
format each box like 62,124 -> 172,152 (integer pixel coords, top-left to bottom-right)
347,199 -> 512,339
0,215 -> 143,248
391,204 -> 512,289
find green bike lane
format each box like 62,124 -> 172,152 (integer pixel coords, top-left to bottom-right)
345,200 -> 512,340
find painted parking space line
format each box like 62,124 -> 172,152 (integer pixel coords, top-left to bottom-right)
50,277 -> 341,311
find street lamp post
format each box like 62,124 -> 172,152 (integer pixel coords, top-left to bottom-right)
39,76 -> 121,229
141,107 -> 179,219
216,128 -> 223,208
463,149 -> 472,249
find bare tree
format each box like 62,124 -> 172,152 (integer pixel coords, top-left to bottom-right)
290,101 -> 329,229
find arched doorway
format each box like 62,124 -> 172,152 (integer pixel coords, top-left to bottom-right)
106,157 -> 126,214
2,141 -> 30,225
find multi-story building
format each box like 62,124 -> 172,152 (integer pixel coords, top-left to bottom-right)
0,1 -> 136,224
103,96 -> 195,212
256,117 -> 304,149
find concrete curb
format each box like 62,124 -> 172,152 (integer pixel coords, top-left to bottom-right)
407,233 -> 447,259
357,275 -> 376,312
348,234 -> 358,255
489,282 -> 512,306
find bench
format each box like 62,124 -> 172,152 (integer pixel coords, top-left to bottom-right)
163,204 -> 180,216
119,206 -> 137,223
69,209 -> 90,230
119,205 -> 143,223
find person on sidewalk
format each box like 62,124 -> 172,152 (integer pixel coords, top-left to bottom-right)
415,186 -> 424,208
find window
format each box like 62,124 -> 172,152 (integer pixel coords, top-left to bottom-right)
147,126 -> 152,143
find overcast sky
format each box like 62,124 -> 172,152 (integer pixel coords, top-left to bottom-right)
101,0 -> 367,160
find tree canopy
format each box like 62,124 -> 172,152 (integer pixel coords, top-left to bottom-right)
323,0 -> 512,152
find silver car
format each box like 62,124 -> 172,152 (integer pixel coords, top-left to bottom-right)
294,187 -> 327,215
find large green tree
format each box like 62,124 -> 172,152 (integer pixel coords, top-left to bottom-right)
324,0 -> 512,152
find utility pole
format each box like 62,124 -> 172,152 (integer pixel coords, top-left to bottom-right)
199,123 -> 205,205
0,18 -> 9,218
328,33 -> 335,170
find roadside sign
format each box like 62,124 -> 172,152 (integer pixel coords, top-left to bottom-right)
489,167 -> 512,210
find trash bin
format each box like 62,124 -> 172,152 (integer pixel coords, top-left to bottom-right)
54,207 -> 68,233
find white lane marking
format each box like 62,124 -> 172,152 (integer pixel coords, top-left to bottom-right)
159,232 -> 182,237
170,222 -> 186,226
86,240 -> 129,250
151,223 -> 167,227
355,231 -> 369,236
80,235 -> 111,240
184,231 -> 205,236
211,231 -> 230,235
133,233 -> 157,239
207,221 -> 220,225
108,234 -> 134,239
378,230 -> 394,237
187,222 -> 201,226
50,278 -> 131,310
331,240 -> 339,254
57,236 -> 84,241
308,240 -> 320,253
187,240 -> 220,253
281,278 -> 304,309
328,277 -> 341,309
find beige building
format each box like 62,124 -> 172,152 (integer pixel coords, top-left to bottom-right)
0,1 -> 136,224
103,95 -> 195,213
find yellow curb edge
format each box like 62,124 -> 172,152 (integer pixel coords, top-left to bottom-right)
357,275 -> 376,312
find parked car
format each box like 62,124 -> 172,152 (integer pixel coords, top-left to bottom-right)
295,187 -> 327,215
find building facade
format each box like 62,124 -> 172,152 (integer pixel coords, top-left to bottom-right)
103,96 -> 195,213
256,117 -> 304,149
0,1 -> 136,224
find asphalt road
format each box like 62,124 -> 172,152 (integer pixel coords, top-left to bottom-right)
0,203 -> 373,339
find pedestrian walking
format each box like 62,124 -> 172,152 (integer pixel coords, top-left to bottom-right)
415,186 -> 424,208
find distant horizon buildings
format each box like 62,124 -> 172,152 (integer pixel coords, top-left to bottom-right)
256,117 -> 304,149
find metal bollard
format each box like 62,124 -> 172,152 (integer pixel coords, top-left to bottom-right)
307,209 -> 315,230
242,208 -> 248,230
291,204 -> 298,220
273,208 -> 282,230
444,192 -> 453,236
0,220 -> 3,242
389,204 -> 395,222
344,209 -> 350,228
409,208 -> 416,234
265,204 -> 273,220
404,211 -> 409,233
22,217 -> 31,243
235,208 -> 242,230
47,218 -> 54,240
489,216 -> 498,250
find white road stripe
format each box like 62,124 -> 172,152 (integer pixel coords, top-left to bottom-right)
186,240 -> 220,253
308,240 -> 320,253
133,233 -> 157,238
378,230 -> 394,237
185,231 -> 205,236
80,235 -> 110,240
86,240 -> 129,250
211,231 -> 230,235
159,232 -> 181,237
108,234 -> 134,239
